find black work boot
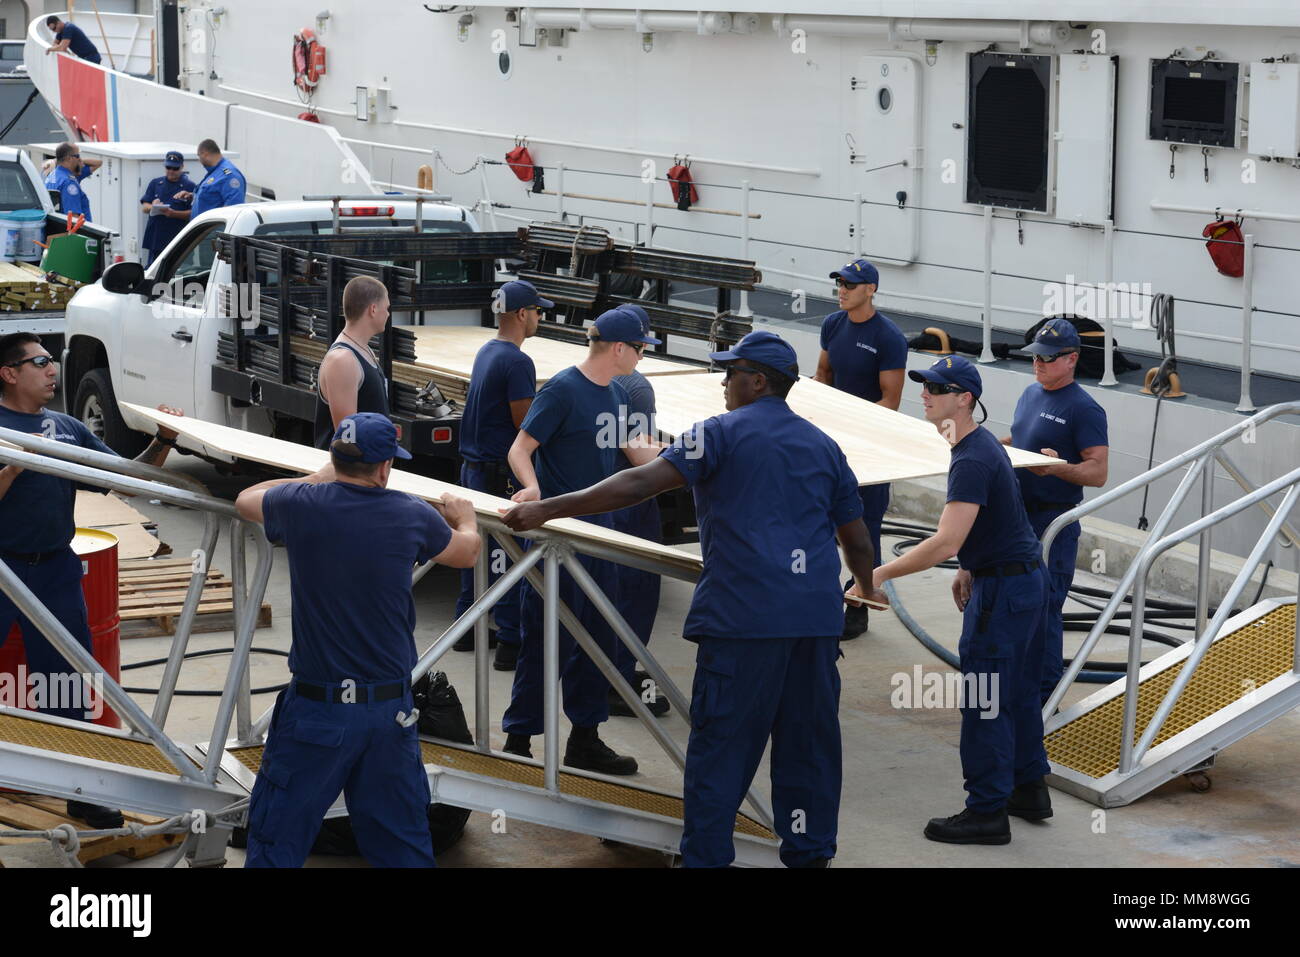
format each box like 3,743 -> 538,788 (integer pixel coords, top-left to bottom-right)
923,807 -> 1011,845
493,641 -> 520,672
1006,778 -> 1054,821
67,801 -> 124,830
453,630 -> 498,652
564,726 -> 638,775
841,579 -> 869,640
608,671 -> 670,717
841,604 -> 869,640
503,733 -> 532,759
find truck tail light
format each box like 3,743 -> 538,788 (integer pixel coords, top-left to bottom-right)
340,206 -> 394,217
432,427 -> 452,443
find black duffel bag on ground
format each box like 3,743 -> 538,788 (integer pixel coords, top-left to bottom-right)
233,671 -> 475,858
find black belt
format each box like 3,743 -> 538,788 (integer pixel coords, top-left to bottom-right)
973,561 -> 1040,579
294,680 -> 405,704
463,459 -> 510,474
1024,501 -> 1074,513
0,548 -> 68,566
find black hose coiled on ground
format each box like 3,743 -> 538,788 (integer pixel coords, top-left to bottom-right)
878,520 -> 1225,683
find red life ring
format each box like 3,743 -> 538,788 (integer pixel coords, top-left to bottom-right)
293,29 -> 327,94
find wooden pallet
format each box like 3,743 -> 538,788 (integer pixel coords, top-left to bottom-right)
0,794 -> 181,863
119,557 -> 273,639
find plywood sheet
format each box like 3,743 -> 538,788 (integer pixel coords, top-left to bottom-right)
121,404 -> 704,579
395,326 -> 706,385
650,374 -> 1061,486
74,491 -> 152,528
91,523 -> 163,560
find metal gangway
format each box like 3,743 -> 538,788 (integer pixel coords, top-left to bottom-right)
1040,402 -> 1300,808
0,426 -> 779,866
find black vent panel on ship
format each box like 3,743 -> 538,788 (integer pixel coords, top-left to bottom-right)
965,52 -> 1052,212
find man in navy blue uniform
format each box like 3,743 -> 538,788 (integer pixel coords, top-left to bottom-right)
1005,319 -> 1108,704
607,303 -> 669,718
814,258 -> 908,640
862,355 -> 1052,844
236,413 -> 480,867
0,333 -> 181,830
44,17 -> 101,64
44,143 -> 101,222
139,151 -> 195,266
451,279 -> 549,670
504,330 -> 882,867
500,309 -> 663,775
175,140 -> 246,219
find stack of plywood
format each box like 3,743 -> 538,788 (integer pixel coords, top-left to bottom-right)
74,491 -> 165,561
0,262 -> 81,312
391,326 -> 706,387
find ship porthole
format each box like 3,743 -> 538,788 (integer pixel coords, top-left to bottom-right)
876,86 -> 893,114
499,50 -> 513,79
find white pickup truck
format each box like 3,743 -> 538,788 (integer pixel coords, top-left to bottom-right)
61,197 -> 485,460
0,145 -> 116,345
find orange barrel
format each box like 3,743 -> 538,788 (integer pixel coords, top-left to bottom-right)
0,529 -> 121,727
73,528 -> 121,728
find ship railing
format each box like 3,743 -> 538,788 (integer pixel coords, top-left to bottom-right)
37,10 -> 154,76
0,425 -> 271,786
435,156 -> 1300,411
1036,402 -> 1300,772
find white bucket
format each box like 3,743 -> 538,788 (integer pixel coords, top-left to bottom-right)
11,210 -> 46,261
0,217 -> 21,263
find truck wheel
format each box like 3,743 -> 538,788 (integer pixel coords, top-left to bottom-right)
73,368 -> 147,458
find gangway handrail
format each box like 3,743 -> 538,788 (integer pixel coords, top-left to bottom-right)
0,426 -> 225,727
0,428 -> 272,785
1040,400 -> 1300,719
1117,470 -> 1300,772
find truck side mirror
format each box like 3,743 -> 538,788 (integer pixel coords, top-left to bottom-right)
101,260 -> 146,295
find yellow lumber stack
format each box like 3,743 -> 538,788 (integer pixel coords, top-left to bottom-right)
0,261 -> 83,312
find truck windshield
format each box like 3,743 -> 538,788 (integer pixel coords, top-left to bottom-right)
0,161 -> 43,211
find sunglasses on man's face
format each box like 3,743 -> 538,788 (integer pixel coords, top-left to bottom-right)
1033,351 -> 1074,364
921,380 -> 965,396
723,364 -> 763,380
6,355 -> 55,370
834,278 -> 863,289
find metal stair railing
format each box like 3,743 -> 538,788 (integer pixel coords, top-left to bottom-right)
0,426 -> 272,786
1117,472 -> 1300,773
239,482 -> 779,838
1040,401 -> 1300,722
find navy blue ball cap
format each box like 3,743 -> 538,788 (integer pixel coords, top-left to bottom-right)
709,330 -> 799,378
616,303 -> 650,331
330,412 -> 412,463
1022,317 -> 1082,355
497,279 -> 554,313
164,150 -> 184,169
829,258 -> 880,287
590,307 -> 661,345
908,354 -> 983,399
